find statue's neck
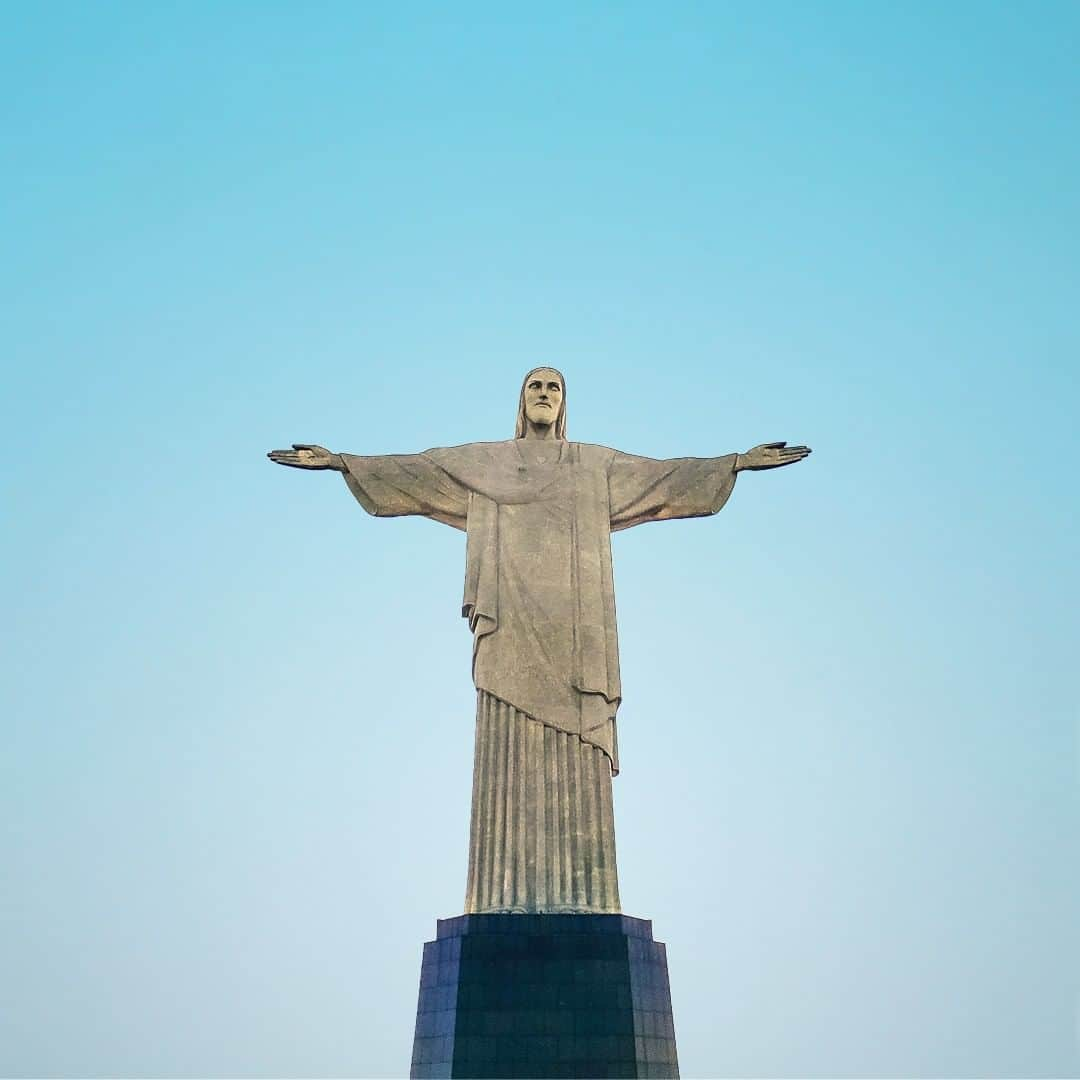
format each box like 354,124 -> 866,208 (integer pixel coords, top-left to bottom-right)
523,420 -> 559,441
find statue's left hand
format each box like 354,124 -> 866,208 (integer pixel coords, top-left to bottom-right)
735,442 -> 812,471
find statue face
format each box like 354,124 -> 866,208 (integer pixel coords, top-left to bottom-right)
523,369 -> 564,429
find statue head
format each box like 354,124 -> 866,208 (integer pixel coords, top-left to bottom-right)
515,367 -> 567,439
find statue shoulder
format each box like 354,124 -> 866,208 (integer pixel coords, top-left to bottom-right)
422,442 -> 521,490
572,442 -> 619,468
424,440 -> 515,464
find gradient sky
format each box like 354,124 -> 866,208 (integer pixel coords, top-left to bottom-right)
3,3 -> 1078,1077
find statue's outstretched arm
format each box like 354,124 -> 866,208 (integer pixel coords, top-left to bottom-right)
267,443 -> 345,472
734,442 -> 811,472
269,445 -> 470,530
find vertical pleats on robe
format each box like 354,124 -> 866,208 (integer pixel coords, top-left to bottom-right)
464,691 -> 621,914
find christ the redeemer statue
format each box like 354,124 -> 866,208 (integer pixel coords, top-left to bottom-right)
269,367 -> 810,916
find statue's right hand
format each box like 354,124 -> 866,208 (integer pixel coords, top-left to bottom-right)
266,443 -> 341,470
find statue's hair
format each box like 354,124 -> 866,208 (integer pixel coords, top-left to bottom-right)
515,367 -> 567,439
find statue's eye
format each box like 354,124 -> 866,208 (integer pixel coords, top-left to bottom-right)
528,382 -> 541,390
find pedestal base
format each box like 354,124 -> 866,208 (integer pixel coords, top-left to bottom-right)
410,913 -> 679,1079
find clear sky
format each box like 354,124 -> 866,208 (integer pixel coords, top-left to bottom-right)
3,3 -> 1078,1077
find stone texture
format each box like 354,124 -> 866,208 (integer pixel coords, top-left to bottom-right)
410,914 -> 679,1079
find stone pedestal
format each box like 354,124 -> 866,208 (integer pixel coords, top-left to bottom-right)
410,913 -> 679,1079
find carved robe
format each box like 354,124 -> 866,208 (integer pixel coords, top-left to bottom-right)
340,439 -> 737,911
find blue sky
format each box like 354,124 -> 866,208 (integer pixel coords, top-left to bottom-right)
3,3 -> 1078,1076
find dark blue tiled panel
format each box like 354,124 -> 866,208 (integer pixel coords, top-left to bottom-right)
410,913 -> 678,1078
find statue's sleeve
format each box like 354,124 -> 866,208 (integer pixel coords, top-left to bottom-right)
607,450 -> 738,532
339,452 -> 470,531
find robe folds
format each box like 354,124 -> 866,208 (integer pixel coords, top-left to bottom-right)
341,439 -> 738,774
465,691 -> 621,914
341,439 -> 737,913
